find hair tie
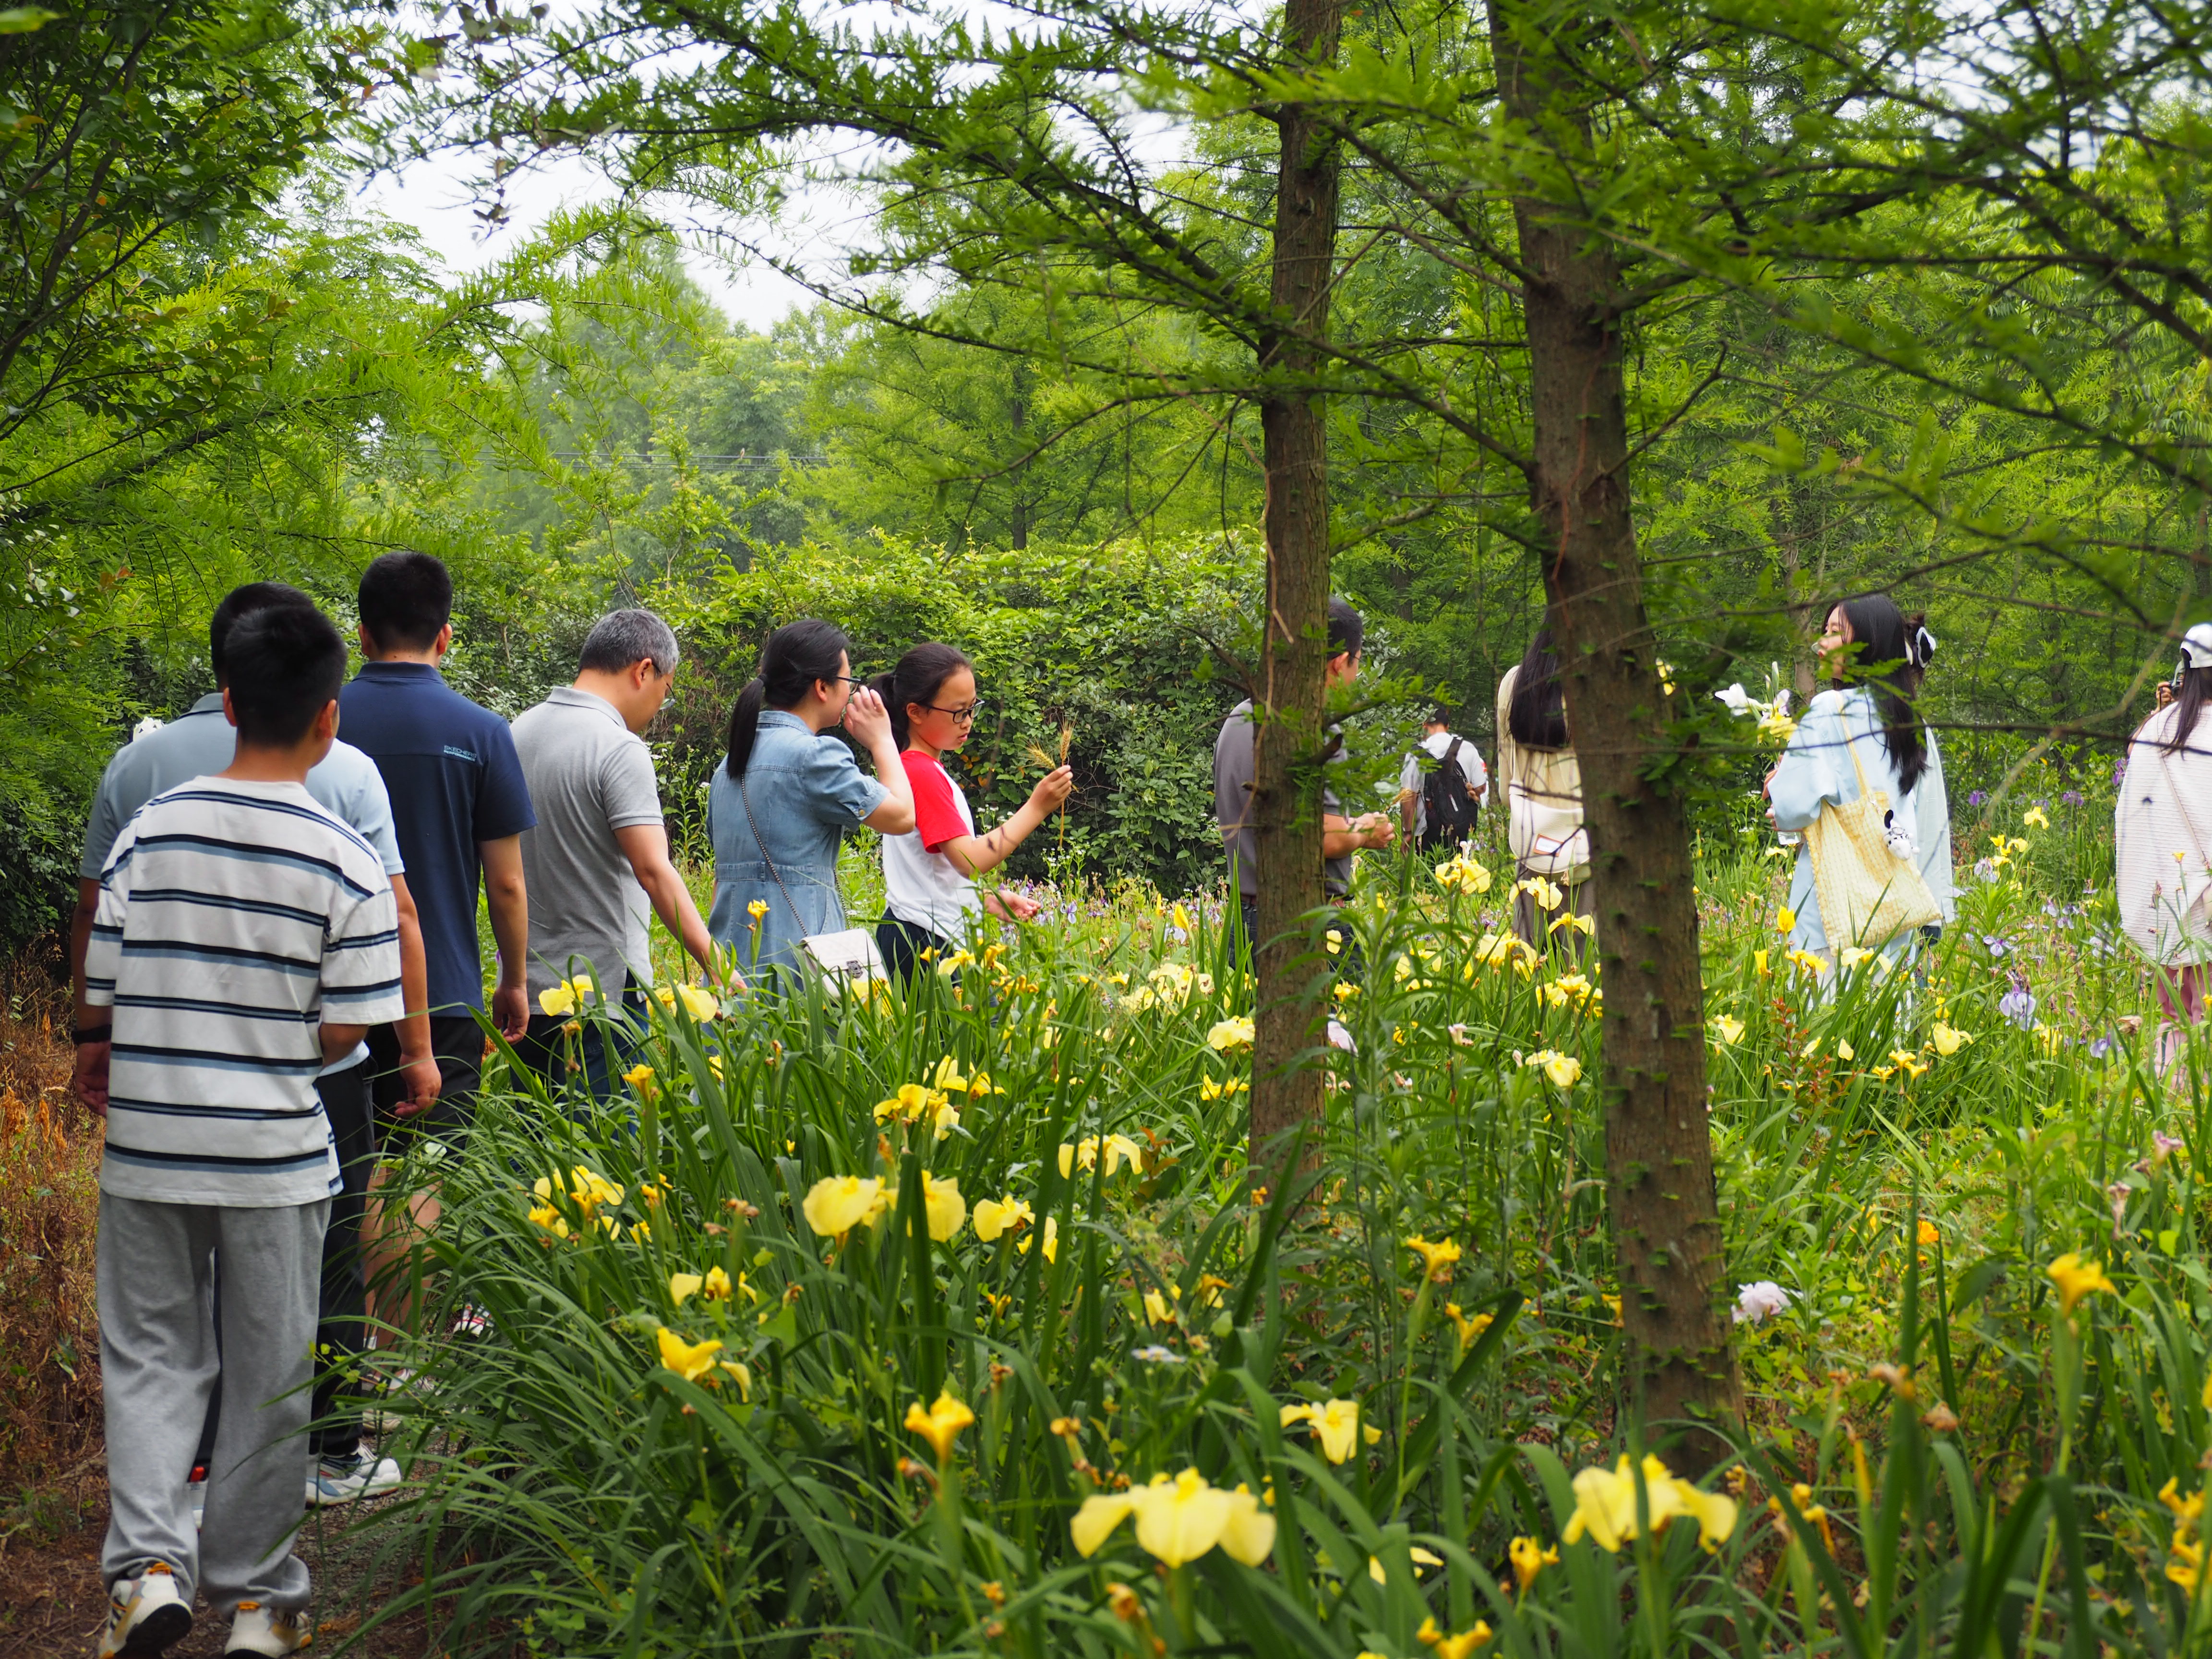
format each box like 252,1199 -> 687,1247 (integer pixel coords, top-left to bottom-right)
1909,625 -> 1937,669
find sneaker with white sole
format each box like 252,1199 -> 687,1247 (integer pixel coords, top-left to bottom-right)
97,1562 -> 192,1658
187,1479 -> 205,1531
305,1449 -> 402,1507
223,1601 -> 311,1656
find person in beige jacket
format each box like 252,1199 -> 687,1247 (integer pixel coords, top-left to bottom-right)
1496,630 -> 1595,951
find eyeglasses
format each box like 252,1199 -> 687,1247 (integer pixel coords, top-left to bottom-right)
923,697 -> 987,723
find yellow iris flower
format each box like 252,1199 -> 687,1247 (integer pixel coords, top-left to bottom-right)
972,1194 -> 1034,1241
801,1175 -> 887,1238
655,1327 -> 723,1382
1280,1398 -> 1371,1463
1563,1454 -> 1737,1553
1509,1535 -> 1558,1594
903,1391 -> 975,1463
1070,1470 -> 1274,1568
1404,1235 -> 1462,1283
2046,1252 -> 2116,1316
1206,1016 -> 1256,1052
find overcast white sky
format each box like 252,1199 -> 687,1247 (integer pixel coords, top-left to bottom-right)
348,148 -> 825,333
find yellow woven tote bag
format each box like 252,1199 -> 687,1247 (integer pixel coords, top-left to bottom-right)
1801,724 -> 1940,952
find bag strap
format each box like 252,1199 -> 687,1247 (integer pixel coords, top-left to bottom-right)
1835,700 -> 1881,804
738,767 -> 845,936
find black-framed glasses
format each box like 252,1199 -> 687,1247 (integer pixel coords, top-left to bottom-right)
924,697 -> 987,723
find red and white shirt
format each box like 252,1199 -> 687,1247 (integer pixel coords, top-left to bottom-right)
883,750 -> 980,939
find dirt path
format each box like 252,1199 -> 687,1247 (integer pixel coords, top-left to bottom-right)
0,1482 -> 431,1658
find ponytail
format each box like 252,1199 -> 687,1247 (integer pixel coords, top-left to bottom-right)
724,678 -> 770,780
879,642 -> 973,751
724,618 -> 854,780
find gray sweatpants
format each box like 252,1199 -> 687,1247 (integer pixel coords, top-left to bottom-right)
98,1192 -> 329,1614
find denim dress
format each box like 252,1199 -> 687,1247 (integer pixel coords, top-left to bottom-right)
708,711 -> 889,974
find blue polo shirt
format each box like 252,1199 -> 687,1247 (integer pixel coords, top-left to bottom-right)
338,662 -> 536,1011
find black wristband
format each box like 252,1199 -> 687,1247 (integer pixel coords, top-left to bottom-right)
73,1023 -> 112,1046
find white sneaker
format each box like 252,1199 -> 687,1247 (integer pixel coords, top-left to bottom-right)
97,1562 -> 192,1657
188,1480 -> 205,1531
223,1601 -> 311,1655
305,1449 -> 402,1507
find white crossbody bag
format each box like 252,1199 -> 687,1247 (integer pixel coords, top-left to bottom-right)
738,776 -> 888,992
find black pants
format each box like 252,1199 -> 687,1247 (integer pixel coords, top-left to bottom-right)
368,1014 -> 486,1152
193,1058 -> 378,1473
514,984 -> 648,1104
877,916 -> 949,982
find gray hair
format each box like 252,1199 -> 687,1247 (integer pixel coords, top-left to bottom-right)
579,608 -> 679,676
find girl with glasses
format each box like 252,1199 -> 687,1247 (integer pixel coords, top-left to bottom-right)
869,643 -> 1074,979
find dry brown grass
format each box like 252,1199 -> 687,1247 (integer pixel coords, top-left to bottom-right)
0,941 -> 103,1517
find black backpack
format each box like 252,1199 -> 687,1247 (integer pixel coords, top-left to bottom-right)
1420,737 -> 1481,851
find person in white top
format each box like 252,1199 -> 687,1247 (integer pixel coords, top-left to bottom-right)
2117,621 -> 2212,1075
1398,705 -> 1489,850
1496,630 -> 1595,950
870,642 -> 1073,979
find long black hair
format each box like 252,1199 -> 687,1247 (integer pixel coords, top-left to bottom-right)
1829,594 -> 1930,794
2164,663 -> 2212,756
725,618 -> 854,780
870,642 -> 972,750
1508,629 -> 1569,750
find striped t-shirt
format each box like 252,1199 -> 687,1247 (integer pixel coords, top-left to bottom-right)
84,778 -> 407,1206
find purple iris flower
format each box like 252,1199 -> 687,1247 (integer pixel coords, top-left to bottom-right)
2088,1035 -> 2116,1059
1968,790 -> 1988,807
2061,790 -> 2084,807
1998,976 -> 2036,1030
1982,935 -> 2010,957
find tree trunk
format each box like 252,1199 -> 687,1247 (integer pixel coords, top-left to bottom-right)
1247,0 -> 1345,1177
1487,0 -> 1742,1469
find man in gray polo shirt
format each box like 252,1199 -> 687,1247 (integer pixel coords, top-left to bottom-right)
68,582 -> 423,1510
510,609 -> 720,1099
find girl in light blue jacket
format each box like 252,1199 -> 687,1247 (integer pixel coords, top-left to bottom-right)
1766,595 -> 1955,965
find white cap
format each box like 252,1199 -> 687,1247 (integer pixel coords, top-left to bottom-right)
2183,623 -> 2212,670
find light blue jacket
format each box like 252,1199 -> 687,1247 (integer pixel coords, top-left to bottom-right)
1769,688 -> 1955,955
708,711 -> 888,974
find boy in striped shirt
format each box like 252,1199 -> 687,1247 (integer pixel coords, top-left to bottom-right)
84,605 -> 404,1659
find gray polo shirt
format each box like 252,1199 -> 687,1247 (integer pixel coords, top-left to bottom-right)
79,693 -> 405,1076
1212,700 -> 1349,899
81,694 -> 404,879
510,687 -> 665,996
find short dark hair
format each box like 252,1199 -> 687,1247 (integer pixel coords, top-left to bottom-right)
578,609 -> 680,676
1327,597 -> 1364,659
1426,704 -> 1453,726
358,552 -> 453,653
226,605 -> 347,747
209,582 -> 314,685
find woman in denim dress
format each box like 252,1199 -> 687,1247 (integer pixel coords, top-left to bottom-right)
709,620 -> 916,976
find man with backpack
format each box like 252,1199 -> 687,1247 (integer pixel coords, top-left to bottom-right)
1399,706 -> 1488,853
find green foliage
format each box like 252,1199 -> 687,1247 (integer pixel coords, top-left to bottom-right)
654,532 -> 1259,895
353,799 -> 2212,1656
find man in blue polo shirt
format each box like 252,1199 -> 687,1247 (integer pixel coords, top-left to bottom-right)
338,552 -> 535,1333
339,552 -> 536,1115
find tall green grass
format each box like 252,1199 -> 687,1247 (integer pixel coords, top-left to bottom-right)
343,799 -> 2212,1656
